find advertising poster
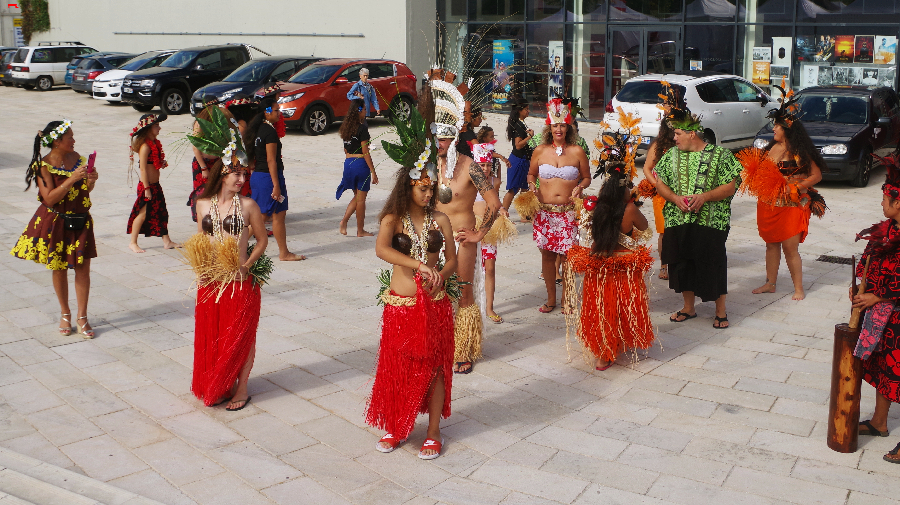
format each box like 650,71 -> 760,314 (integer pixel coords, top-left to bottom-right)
752,61 -> 771,85
800,64 -> 819,88
547,41 -> 564,100
832,66 -> 849,85
849,67 -> 864,85
817,66 -> 833,86
13,18 -> 24,47
796,36 -> 816,62
816,35 -> 835,62
835,35 -> 855,63
690,60 -> 702,71
862,68 -> 880,85
855,36 -> 875,63
492,39 -> 514,106
875,36 -> 897,65
879,67 -> 896,88
770,66 -> 790,83
752,47 -> 771,63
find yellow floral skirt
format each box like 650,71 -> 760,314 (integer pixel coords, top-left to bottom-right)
10,206 -> 96,270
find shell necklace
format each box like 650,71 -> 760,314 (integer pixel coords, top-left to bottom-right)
402,212 -> 434,263
208,193 -> 244,241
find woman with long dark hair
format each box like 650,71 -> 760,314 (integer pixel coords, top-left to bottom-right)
739,88 -> 824,300
567,127 -> 654,371
368,108 -> 457,460
188,97 -> 221,222
246,94 -> 305,260
11,120 -> 99,337
337,98 -> 379,236
642,117 -> 676,279
501,101 -> 534,217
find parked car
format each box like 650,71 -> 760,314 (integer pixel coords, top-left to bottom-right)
0,50 -> 16,86
603,72 -> 773,151
70,53 -> 136,94
65,51 -> 127,86
191,56 -> 321,115
277,58 -> 418,135
92,50 -> 178,103
9,43 -> 97,90
122,44 -> 253,114
753,86 -> 900,187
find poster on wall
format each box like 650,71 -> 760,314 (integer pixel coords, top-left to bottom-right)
875,36 -> 897,65
835,35 -> 855,63
13,18 -> 24,47
832,66 -> 850,85
861,68 -> 880,85
690,60 -> 702,71
548,41 -> 564,100
751,47 -> 771,85
492,40 -> 514,106
879,67 -> 896,87
800,64 -> 819,88
849,67 -> 864,85
818,66 -> 833,86
752,47 -> 771,63
816,36 -> 835,62
855,36 -> 875,63
796,36 -> 816,62
770,66 -> 790,83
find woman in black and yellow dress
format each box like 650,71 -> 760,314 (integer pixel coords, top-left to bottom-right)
11,120 -> 99,337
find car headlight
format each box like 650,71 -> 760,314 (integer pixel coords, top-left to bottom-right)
753,138 -> 770,149
821,144 -> 848,155
112,80 -> 123,86
140,79 -> 155,87
278,92 -> 304,104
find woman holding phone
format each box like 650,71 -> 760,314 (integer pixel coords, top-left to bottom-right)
11,120 -> 99,337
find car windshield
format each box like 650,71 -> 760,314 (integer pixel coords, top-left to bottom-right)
616,80 -> 687,104
77,59 -> 101,70
796,94 -> 868,124
159,50 -> 200,68
119,52 -> 159,71
13,48 -> 28,63
289,64 -> 341,84
224,60 -> 278,82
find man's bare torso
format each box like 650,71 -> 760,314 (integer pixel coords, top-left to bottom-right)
435,154 -> 479,232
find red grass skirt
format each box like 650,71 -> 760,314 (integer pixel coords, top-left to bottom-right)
192,279 -> 261,406
757,201 -> 810,244
568,245 -> 655,362
365,281 -> 454,440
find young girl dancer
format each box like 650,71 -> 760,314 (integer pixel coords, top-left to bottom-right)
128,114 -> 178,252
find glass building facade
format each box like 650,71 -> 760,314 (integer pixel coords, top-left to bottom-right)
437,0 -> 900,119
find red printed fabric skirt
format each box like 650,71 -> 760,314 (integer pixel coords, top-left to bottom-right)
568,245 -> 655,363
366,281 -> 455,440
481,243 -> 497,268
863,314 -> 900,403
187,158 -> 211,222
757,201 -> 810,244
533,208 -> 578,255
192,279 -> 261,406
127,182 -> 169,237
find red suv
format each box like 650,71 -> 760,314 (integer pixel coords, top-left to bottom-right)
277,58 -> 418,135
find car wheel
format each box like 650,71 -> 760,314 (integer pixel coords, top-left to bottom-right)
36,76 -> 53,91
131,104 -> 155,112
388,96 -> 413,122
703,128 -> 716,146
851,148 -> 873,187
302,106 -> 330,136
161,88 -> 188,115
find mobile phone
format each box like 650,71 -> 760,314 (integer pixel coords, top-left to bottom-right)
86,151 -> 96,173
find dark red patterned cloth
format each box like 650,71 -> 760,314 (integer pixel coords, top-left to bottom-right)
127,182 -> 169,237
857,219 -> 900,402
187,157 -> 214,222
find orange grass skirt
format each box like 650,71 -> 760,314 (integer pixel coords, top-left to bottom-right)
652,195 -> 666,234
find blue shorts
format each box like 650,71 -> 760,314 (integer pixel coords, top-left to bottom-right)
250,171 -> 288,215
335,157 -> 372,200
506,153 -> 530,191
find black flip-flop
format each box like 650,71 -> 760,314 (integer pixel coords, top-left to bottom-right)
669,311 -> 697,323
226,396 -> 251,411
454,362 -> 473,374
713,315 -> 729,329
860,420 -> 890,437
884,441 -> 900,464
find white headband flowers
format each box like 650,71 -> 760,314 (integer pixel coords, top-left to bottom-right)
41,120 -> 72,148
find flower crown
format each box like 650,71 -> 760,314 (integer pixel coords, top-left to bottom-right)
595,107 -> 641,183
131,114 -> 166,137
187,106 -> 248,169
41,119 -> 72,148
382,107 -> 438,186
767,77 -> 801,128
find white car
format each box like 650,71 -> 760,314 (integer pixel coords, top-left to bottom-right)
9,43 -> 96,91
92,50 -> 177,103
603,72 -> 774,151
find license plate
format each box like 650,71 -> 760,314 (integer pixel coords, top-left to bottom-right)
75,76 -> 83,80
123,87 -> 132,93
641,136 -> 651,144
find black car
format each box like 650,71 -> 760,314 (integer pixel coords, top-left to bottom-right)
70,53 -> 136,93
753,86 -> 900,187
0,50 -> 16,86
190,56 -> 320,115
122,44 -> 252,114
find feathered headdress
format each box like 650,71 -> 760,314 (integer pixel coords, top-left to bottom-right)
429,68 -> 469,179
594,107 -> 641,182
875,151 -> 900,199
546,98 -> 574,125
767,77 -> 800,128
186,106 -> 248,172
382,107 -> 438,186
658,81 -> 701,131
551,89 -> 586,121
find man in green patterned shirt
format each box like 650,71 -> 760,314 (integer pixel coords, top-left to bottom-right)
654,115 -> 742,329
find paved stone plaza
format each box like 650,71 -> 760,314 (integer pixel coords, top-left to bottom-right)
0,85 -> 898,505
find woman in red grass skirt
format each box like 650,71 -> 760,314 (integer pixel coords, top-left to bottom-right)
367,154 -> 457,460
127,114 -> 179,253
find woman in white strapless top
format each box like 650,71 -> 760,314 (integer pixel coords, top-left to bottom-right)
526,99 -> 591,314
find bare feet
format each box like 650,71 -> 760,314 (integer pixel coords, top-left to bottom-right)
280,253 -> 307,261
129,243 -> 145,253
792,289 -> 806,301
163,238 -> 180,249
752,282 -> 776,294
357,230 -> 374,237
339,222 -> 348,235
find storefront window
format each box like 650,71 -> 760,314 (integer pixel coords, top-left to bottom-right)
467,23 -> 527,110
736,24 -> 792,90
609,0 -> 683,22
575,0 -> 608,22
798,0 -> 900,23
528,0 -> 565,20
685,0 -> 737,21
684,25 -> 735,73
794,25 -> 897,90
740,0 -> 794,22
525,23 -> 566,104
572,23 -> 607,118
444,0 -> 468,21
472,0 -> 526,20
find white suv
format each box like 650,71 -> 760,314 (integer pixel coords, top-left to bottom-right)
603,72 -> 774,150
9,43 -> 96,91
